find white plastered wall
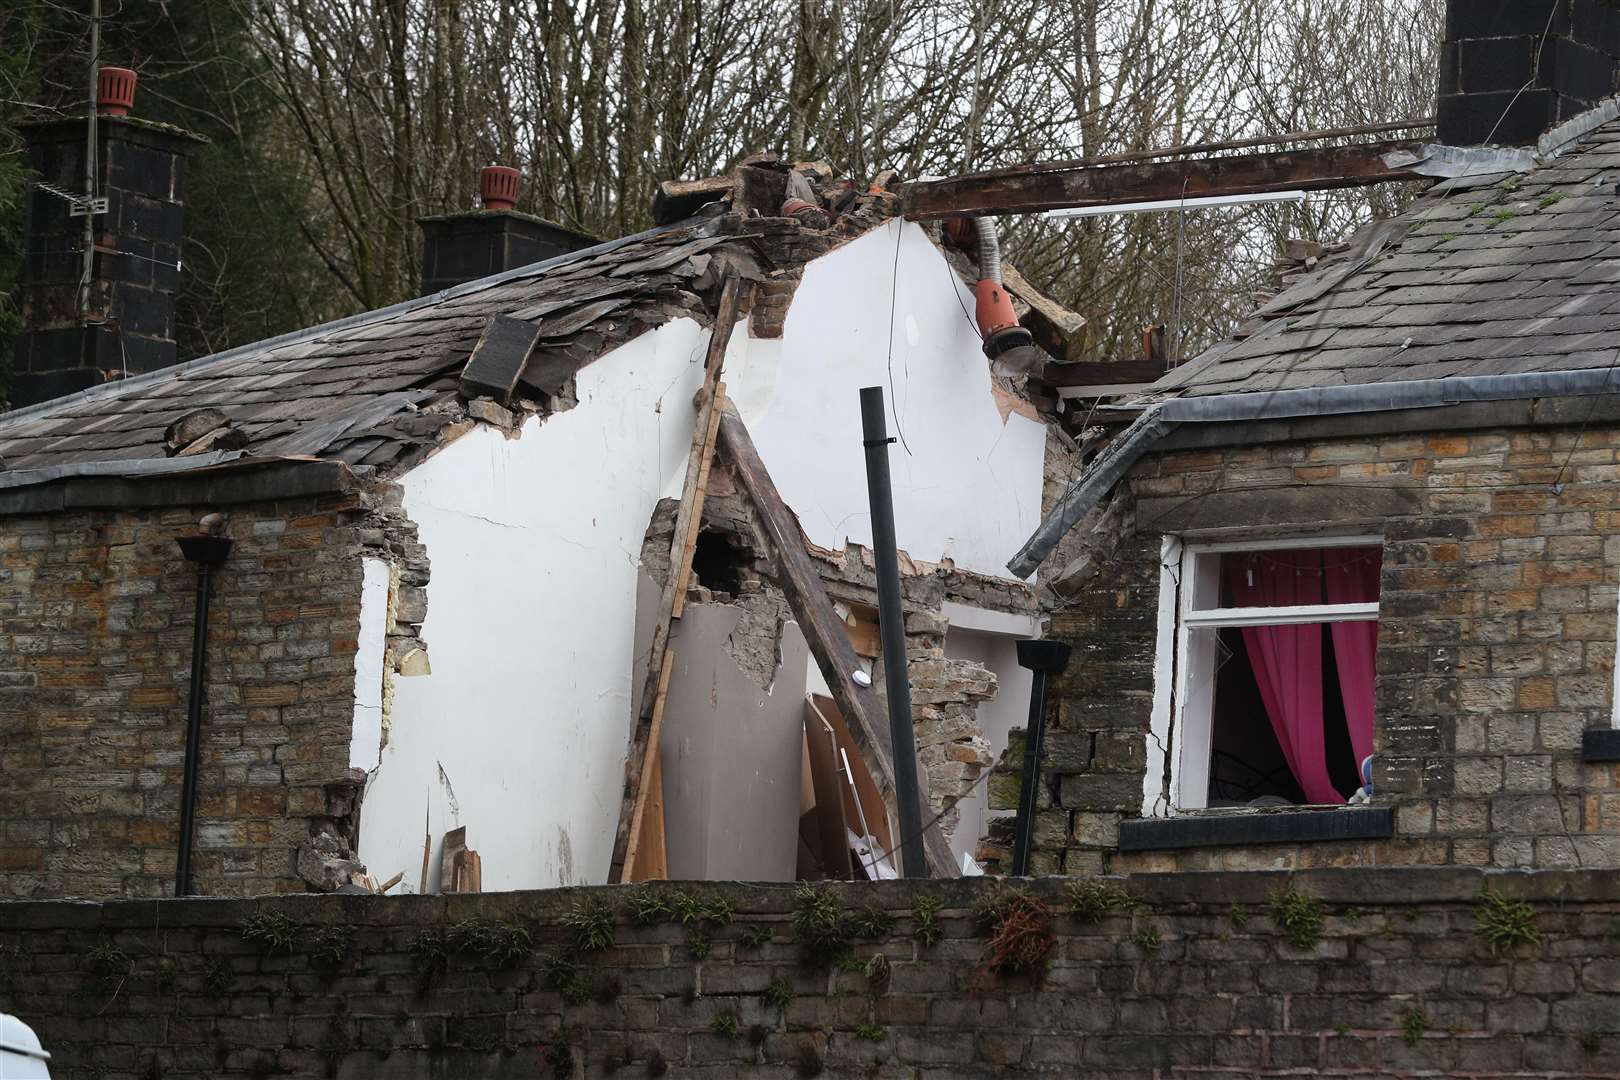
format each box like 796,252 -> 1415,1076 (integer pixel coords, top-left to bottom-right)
724,218 -> 1047,582
356,318 -> 708,892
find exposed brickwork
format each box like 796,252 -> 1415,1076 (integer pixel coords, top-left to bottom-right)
0,492 -> 379,899
1,869 -> 1616,1078
1036,422 -> 1620,873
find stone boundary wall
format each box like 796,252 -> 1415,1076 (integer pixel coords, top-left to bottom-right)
3,868 -> 1618,1078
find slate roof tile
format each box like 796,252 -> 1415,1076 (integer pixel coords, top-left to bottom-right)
0,216 -> 779,473
1155,117 -> 1620,398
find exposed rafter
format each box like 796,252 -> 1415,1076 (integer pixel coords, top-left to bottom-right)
902,140 -> 1427,220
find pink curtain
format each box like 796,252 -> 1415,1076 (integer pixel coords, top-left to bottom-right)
1224,551 -> 1343,805
1324,547 -> 1382,769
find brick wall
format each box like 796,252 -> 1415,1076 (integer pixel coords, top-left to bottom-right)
0,492 -> 374,899
1032,422 -> 1620,873
1,868 -> 1616,1078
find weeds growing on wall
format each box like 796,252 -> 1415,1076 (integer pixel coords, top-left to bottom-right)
911,893 -> 945,948
1130,927 -> 1162,956
1065,878 -> 1137,924
739,924 -> 773,950
306,926 -> 353,972
711,1013 -> 740,1039
976,888 -> 1056,980
626,889 -> 671,925
792,885 -> 852,967
409,929 -> 451,989
543,1031 -> 573,1079
1269,889 -> 1325,951
448,918 -> 532,967
853,1023 -> 887,1041
1400,1007 -> 1429,1047
563,896 -> 617,952
863,953 -> 892,994
239,912 -> 299,956
202,956 -> 232,995
1474,889 -> 1541,956
763,976 -> 796,1010
846,905 -> 894,938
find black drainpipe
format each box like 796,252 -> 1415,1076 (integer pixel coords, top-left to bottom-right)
1010,639 -> 1072,877
174,531 -> 232,897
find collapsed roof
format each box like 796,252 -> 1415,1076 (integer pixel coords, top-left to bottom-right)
1151,118 -> 1620,398
1011,112 -> 1620,579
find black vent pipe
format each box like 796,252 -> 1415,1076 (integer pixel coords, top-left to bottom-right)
1010,639 -> 1072,877
859,385 -> 927,879
174,532 -> 231,897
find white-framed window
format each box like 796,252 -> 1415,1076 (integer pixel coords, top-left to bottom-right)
1144,534 -> 1384,815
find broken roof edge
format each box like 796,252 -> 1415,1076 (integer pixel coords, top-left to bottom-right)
0,454 -> 362,517
1007,364 -> 1620,578
0,219 -> 693,435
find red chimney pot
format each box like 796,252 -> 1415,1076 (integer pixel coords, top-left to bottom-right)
479,166 -> 521,211
97,67 -> 138,117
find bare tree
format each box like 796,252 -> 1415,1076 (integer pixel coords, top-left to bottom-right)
218,0 -> 1441,355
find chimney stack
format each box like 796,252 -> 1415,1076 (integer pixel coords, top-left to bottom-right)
1438,0 -> 1620,146
10,70 -> 204,408
417,165 -> 598,296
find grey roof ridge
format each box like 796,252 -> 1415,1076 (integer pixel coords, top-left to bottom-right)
1008,364 -> 1620,579
0,218 -> 690,433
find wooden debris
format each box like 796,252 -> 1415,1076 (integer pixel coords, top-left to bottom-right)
717,404 -> 957,878
671,383 -> 726,620
1002,263 -> 1087,363
803,701 -> 854,879
439,826 -> 482,893
609,276 -> 747,884
624,650 -> 675,882
901,140 -> 1425,219
653,174 -> 734,225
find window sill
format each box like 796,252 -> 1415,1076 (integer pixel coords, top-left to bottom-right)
1582,729 -> 1620,762
1117,806 -> 1394,852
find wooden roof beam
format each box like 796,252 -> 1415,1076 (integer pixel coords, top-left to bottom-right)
902,140 -> 1425,220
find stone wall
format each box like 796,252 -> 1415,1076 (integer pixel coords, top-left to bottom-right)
1,868 -> 1617,1078
1031,422 -> 1620,873
0,490 -> 379,899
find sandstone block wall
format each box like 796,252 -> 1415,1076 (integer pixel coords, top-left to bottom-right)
0,492 -> 375,899
1030,423 -> 1620,873
1,868 -> 1616,1078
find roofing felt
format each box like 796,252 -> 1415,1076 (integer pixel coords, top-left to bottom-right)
1149,118 -> 1620,399
0,215 -> 759,474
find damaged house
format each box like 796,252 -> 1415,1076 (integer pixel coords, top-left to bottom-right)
1001,3 -> 1620,875
0,91 -> 1082,898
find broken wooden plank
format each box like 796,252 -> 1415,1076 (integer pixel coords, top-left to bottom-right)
459,315 -> 543,403
609,275 -> 747,884
671,382 -> 727,620
901,140 -> 1424,219
1037,359 -> 1179,388
624,649 -> 675,882
653,174 -> 734,225
633,748 -> 669,881
717,404 -> 956,878
803,700 -> 854,879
